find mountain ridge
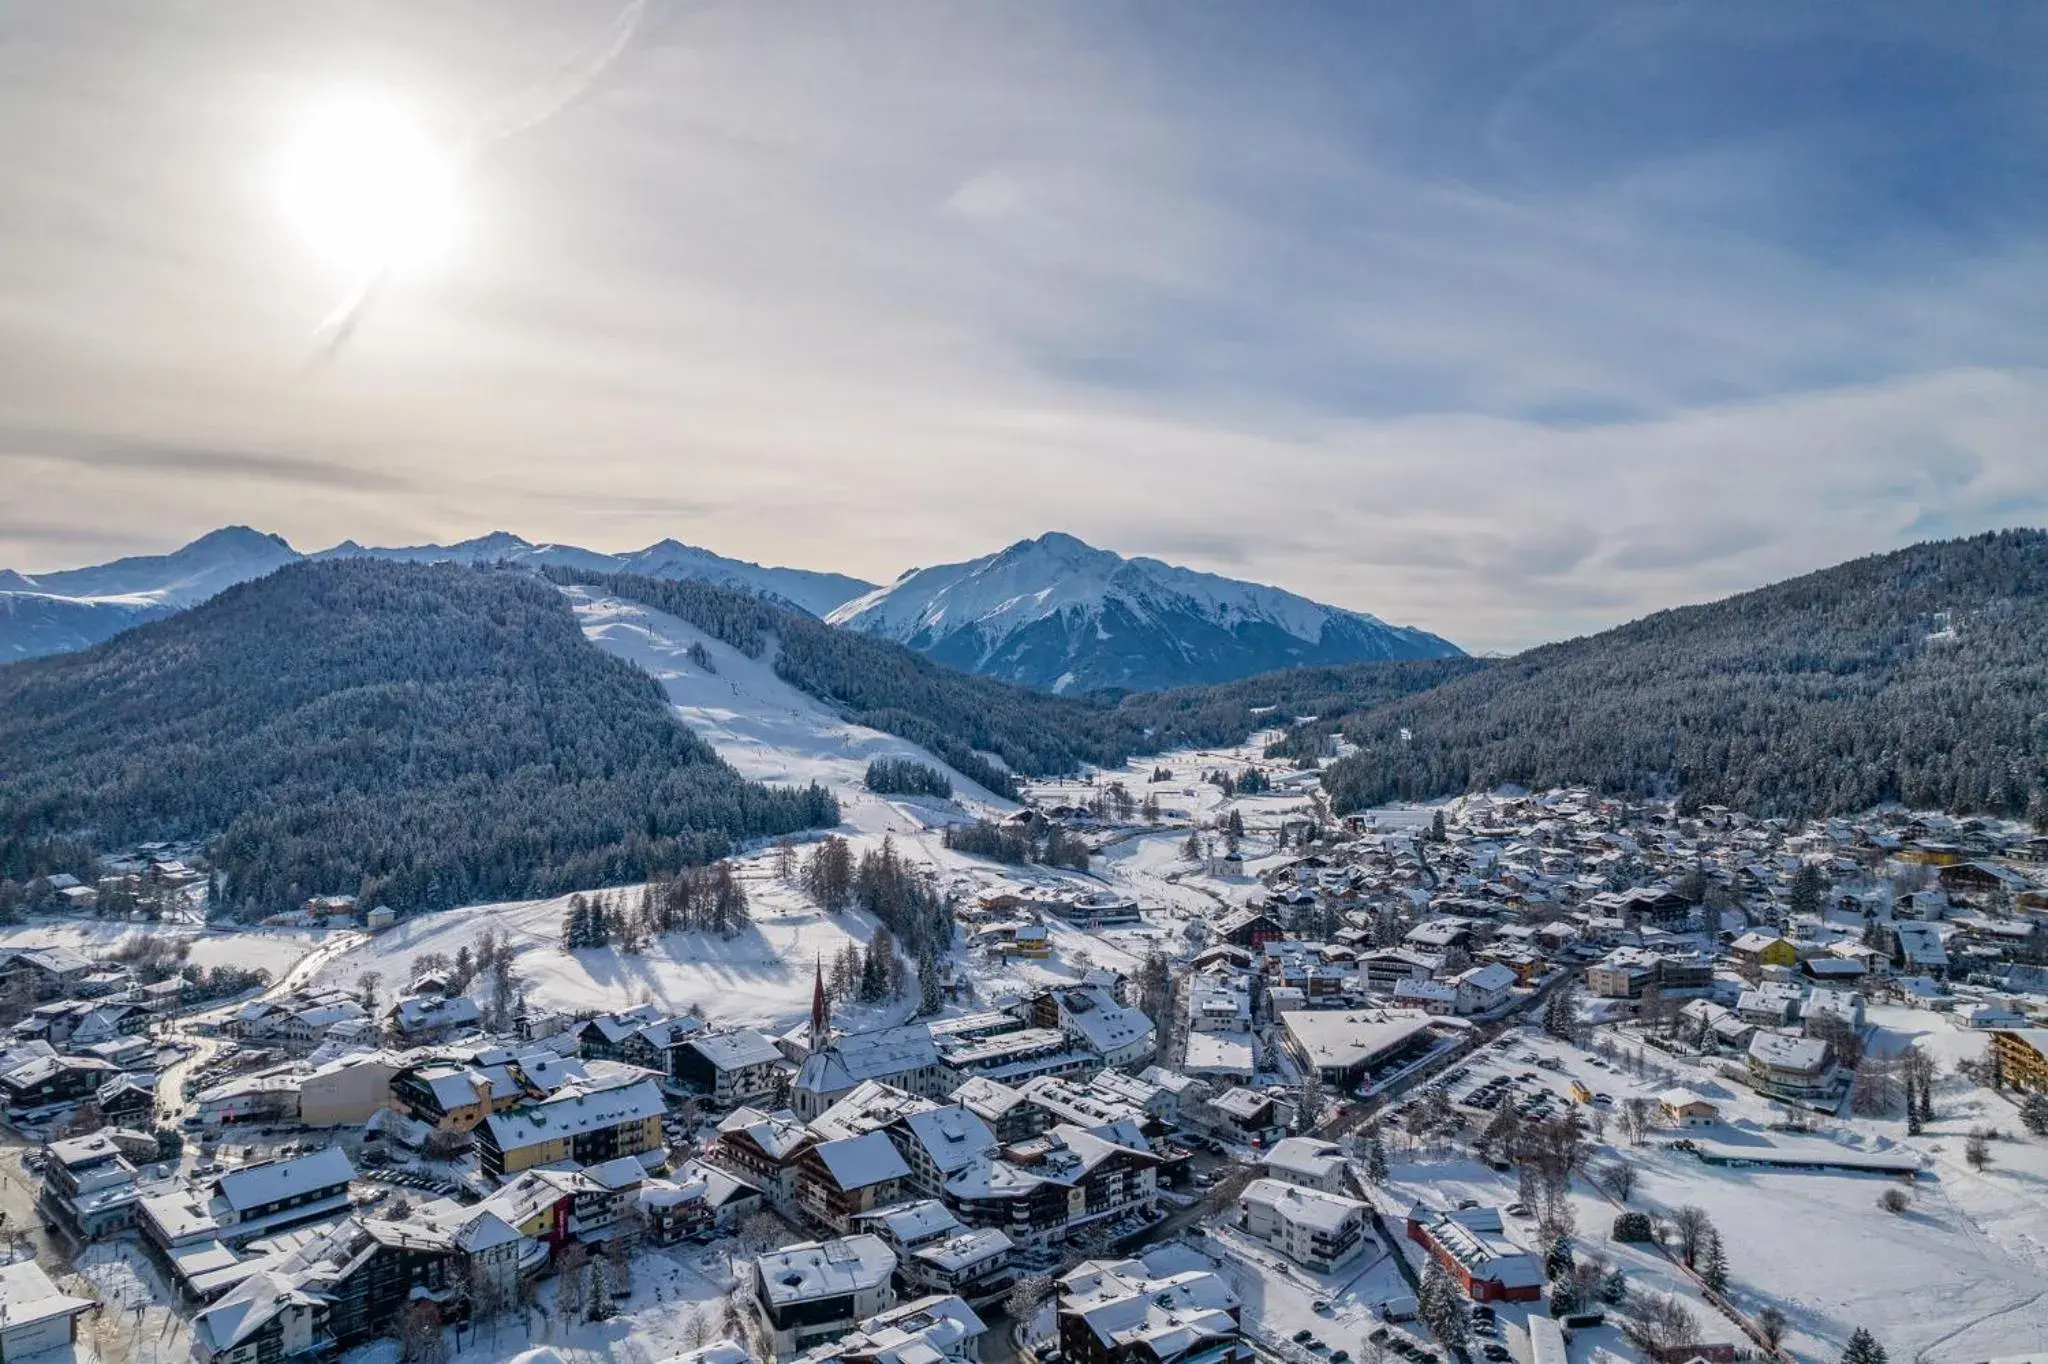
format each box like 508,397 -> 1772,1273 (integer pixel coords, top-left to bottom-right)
828,531 -> 1462,692
0,527 -> 875,661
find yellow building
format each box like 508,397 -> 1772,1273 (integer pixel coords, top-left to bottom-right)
1729,933 -> 1798,970
478,1077 -> 668,1179
1991,1030 -> 2048,1094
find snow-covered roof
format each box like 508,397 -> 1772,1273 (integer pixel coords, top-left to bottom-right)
754,1235 -> 897,1305
914,1226 -> 1014,1274
813,1131 -> 912,1191
1261,1137 -> 1346,1184
900,1106 -> 999,1174
1281,1008 -> 1434,1071
1748,1030 -> 1831,1073
717,1106 -> 812,1160
216,1147 -> 355,1213
484,1078 -> 666,1152
1057,1258 -> 1241,1358
798,1024 -> 941,1096
0,1259 -> 95,1331
1240,1177 -> 1367,1232
688,1028 -> 784,1071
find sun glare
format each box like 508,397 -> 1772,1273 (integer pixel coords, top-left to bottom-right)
276,89 -> 458,276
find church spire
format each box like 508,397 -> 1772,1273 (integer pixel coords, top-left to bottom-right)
809,953 -> 830,1054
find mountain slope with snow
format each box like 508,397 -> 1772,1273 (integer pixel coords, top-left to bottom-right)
827,532 -> 1462,691
0,526 -> 295,661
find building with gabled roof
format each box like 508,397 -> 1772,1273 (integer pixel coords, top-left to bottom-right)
1404,1203 -> 1542,1302
1237,1178 -> 1370,1272
476,1075 -> 666,1178
795,1025 -> 949,1120
1056,1256 -> 1245,1364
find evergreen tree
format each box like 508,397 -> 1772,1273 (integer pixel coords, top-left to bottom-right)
1365,1138 -> 1389,1186
1418,1259 -> 1466,1347
1544,1235 -> 1574,1283
1789,864 -> 1824,918
918,947 -> 944,1015
2020,1092 -> 2048,1137
1841,1328 -> 1888,1364
1698,1229 -> 1729,1292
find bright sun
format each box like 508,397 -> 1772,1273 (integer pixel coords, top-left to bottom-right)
275,89 -> 458,275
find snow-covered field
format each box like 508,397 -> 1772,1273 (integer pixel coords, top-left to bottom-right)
311,872 -> 903,1033
0,919 -> 330,982
1452,1020 -> 2048,1364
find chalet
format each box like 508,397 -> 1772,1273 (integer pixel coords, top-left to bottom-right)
1216,908 -> 1285,950
1238,1179 -> 1370,1272
674,1029 -> 788,1106
383,989 -> 481,1042
476,1076 -> 667,1179
945,1126 -> 1160,1245
712,1106 -> 816,1212
1056,1257 -> 1244,1364
1729,933 -> 1798,970
1747,1030 -> 1837,1102
1259,1138 -> 1350,1194
853,1200 -> 1016,1306
1201,1087 -> 1292,1147
1656,1089 -> 1720,1128
389,1061 -> 497,1133
796,1131 -> 914,1234
0,1053 -> 116,1113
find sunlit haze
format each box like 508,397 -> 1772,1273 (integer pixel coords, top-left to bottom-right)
273,87 -> 459,277
2,2 -> 2045,652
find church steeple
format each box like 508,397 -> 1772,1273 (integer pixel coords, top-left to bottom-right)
809,954 -> 830,1055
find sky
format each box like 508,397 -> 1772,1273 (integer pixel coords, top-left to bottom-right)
2,1 -> 2045,653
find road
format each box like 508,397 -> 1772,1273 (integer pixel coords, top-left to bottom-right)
153,930 -> 364,1124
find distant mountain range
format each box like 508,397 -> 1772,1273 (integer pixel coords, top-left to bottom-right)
0,528 -> 874,662
0,527 -> 297,661
3,527 -> 1460,689
313,533 -> 873,618
829,532 -> 1462,692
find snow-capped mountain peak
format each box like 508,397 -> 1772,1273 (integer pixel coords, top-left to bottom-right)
827,532 -> 1461,692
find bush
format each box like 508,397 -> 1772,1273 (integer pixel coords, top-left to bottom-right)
1877,1187 -> 1910,1215
1612,1212 -> 1655,1243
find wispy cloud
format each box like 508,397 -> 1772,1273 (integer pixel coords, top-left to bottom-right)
0,425 -> 411,492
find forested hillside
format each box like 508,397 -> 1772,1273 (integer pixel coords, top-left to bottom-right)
1322,530 -> 2048,821
1113,656 -> 1491,755
0,561 -> 837,916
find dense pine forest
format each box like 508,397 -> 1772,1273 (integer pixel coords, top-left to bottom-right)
0,561 -> 837,917
1321,530 -> 2048,822
1110,656 -> 1491,756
